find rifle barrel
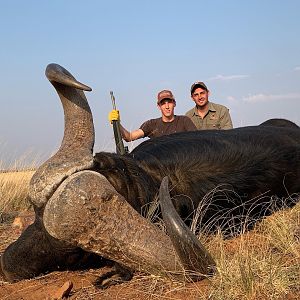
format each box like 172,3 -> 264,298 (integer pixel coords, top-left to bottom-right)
110,91 -> 126,155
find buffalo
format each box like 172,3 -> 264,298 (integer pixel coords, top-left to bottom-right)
1,64 -> 299,288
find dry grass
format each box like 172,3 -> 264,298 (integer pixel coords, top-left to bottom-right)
0,170 -> 34,213
200,202 -> 300,300
136,201 -> 300,300
0,167 -> 299,299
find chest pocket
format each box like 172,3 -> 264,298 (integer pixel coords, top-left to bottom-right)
205,118 -> 221,130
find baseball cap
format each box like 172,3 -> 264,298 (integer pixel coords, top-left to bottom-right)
157,90 -> 175,104
190,81 -> 208,95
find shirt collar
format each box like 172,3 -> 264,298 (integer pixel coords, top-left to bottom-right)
207,102 -> 217,112
193,102 -> 215,116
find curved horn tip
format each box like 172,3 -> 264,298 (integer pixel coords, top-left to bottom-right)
45,63 -> 67,75
45,63 -> 92,92
161,176 -> 169,189
159,176 -> 216,279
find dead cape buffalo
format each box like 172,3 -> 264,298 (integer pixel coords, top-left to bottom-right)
1,64 -> 300,287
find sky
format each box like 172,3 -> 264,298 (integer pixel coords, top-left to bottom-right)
1,0 -> 300,168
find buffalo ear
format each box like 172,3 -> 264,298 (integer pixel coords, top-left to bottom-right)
159,176 -> 216,279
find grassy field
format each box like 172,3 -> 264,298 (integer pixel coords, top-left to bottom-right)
0,170 -> 34,213
0,169 -> 299,299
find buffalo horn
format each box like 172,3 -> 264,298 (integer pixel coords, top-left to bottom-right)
159,176 -> 216,279
29,64 -> 95,208
44,170 -> 213,281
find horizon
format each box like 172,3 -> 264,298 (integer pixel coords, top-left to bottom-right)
1,1 -> 300,167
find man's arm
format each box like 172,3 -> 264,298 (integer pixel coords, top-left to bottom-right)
220,108 -> 233,129
119,125 -> 145,142
109,110 -> 145,142
184,116 -> 197,131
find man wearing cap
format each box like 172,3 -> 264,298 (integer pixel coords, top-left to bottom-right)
109,90 -> 196,141
186,82 -> 233,130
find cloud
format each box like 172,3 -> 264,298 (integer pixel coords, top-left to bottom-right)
242,93 -> 300,103
208,74 -> 249,81
227,96 -> 236,101
226,95 -> 239,106
294,66 -> 300,71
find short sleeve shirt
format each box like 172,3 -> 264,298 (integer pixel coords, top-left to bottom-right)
140,115 -> 196,139
185,102 -> 233,130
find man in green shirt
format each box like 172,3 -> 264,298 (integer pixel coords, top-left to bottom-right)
185,81 -> 233,130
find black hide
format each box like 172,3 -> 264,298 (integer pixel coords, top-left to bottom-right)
95,125 -> 300,233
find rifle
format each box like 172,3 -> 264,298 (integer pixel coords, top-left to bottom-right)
110,91 -> 128,155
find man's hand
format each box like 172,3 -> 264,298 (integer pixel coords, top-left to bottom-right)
108,110 -> 120,124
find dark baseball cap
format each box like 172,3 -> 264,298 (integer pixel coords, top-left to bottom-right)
157,90 -> 175,104
190,81 -> 208,94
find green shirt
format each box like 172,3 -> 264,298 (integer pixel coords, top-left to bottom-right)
185,102 -> 233,130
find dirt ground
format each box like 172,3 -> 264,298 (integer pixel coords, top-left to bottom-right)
0,211 -> 299,300
0,221 -> 211,300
